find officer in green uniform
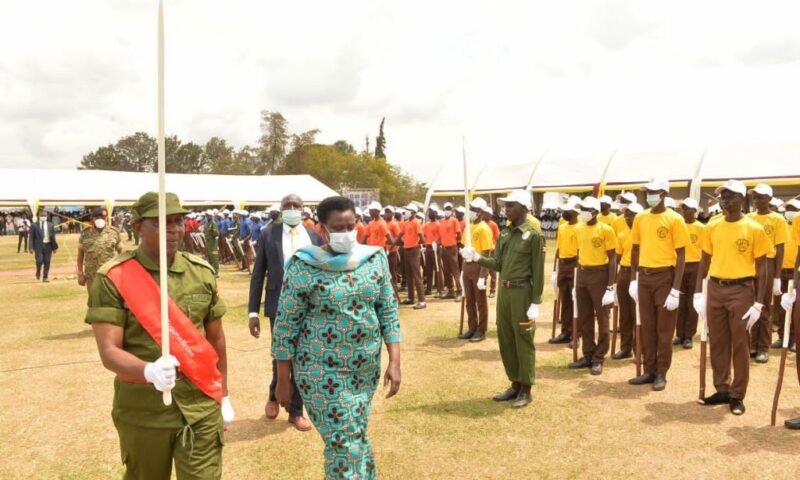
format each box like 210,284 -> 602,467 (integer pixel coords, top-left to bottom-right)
204,210 -> 220,276
463,190 -> 544,408
85,192 -> 234,480
77,207 -> 123,294
230,212 -> 246,270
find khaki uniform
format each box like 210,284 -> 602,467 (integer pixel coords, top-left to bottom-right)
204,219 -> 220,275
86,247 -> 227,480
79,226 -> 122,293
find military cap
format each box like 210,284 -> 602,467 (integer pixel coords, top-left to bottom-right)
131,192 -> 189,223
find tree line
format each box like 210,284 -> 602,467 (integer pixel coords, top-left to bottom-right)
78,112 -> 423,205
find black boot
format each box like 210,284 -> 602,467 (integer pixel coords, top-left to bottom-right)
492,383 -> 520,401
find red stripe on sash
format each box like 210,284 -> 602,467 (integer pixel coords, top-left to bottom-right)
106,259 -> 223,404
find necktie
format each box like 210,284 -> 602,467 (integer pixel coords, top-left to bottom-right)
290,227 -> 297,252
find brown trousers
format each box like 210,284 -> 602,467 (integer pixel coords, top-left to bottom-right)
708,280 -> 754,400
750,260 -> 774,352
637,268 -> 678,376
403,246 -> 425,303
463,262 -> 488,333
616,267 -> 636,353
676,262 -> 700,339
387,250 -> 401,288
423,245 -> 444,294
576,267 -> 610,363
441,245 -> 461,294
557,257 -> 577,335
774,269 -> 795,341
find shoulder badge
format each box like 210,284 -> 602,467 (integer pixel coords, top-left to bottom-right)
522,231 -> 531,240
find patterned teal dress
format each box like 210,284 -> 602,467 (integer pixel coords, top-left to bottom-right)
273,245 -> 402,480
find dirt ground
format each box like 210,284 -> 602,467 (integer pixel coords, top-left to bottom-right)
1,233 -> 799,479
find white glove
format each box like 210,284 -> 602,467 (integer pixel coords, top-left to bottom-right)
663,288 -> 681,311
693,293 -> 705,320
143,355 -> 180,392
628,280 -> 639,304
773,278 -> 783,297
550,272 -> 558,292
781,290 -> 796,312
602,287 -> 616,306
460,246 -> 480,262
526,303 -> 540,320
476,277 -> 486,290
742,302 -> 764,333
221,396 -> 235,428
431,242 -> 438,252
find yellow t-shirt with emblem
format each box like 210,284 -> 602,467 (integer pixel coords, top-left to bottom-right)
576,222 -> 618,266
704,216 -> 774,279
616,228 -> 634,267
471,221 -> 494,253
684,221 -> 706,263
556,222 -> 578,259
783,225 -> 797,270
598,212 -> 617,228
631,209 -> 690,268
746,212 -> 788,259
612,215 -> 629,235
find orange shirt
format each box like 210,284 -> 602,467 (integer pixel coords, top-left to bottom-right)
402,218 -> 424,249
302,218 -> 315,229
356,222 -> 368,243
315,223 -> 326,242
439,217 -> 461,247
365,218 -> 389,247
459,219 -> 466,240
385,219 -> 401,251
423,221 -> 440,246
487,220 -> 500,242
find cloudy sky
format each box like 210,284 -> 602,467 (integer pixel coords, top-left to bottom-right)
1,0 -> 799,182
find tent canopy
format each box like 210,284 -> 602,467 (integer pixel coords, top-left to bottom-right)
0,169 -> 339,208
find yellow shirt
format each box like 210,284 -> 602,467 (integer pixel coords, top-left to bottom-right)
471,221 -> 494,253
526,213 -> 542,233
556,222 -> 578,259
612,215 -> 629,235
704,217 -> 774,279
598,212 -> 617,228
631,208 -> 689,268
684,221 -> 706,263
783,228 -> 797,270
576,222 -> 618,266
616,228 -> 633,267
747,212 -> 789,259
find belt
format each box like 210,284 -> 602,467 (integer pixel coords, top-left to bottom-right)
559,257 -> 577,263
619,266 -> 631,271
579,264 -> 608,271
501,278 -> 531,288
710,276 -> 753,286
638,266 -> 673,275
782,268 -> 795,274
118,371 -> 185,384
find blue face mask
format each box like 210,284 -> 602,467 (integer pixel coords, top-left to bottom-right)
646,194 -> 662,207
282,209 -> 302,227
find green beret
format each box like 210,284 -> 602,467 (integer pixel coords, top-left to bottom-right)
131,192 -> 189,223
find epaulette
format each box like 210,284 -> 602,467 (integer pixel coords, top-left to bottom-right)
97,251 -> 136,275
182,252 -> 216,273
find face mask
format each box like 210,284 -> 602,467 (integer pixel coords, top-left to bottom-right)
94,219 -> 107,229
785,211 -> 798,222
444,211 -> 452,218
646,194 -> 662,207
282,209 -> 302,226
328,229 -> 358,253
468,211 -> 479,221
579,211 -> 593,223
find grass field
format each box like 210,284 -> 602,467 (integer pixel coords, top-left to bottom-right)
1,233 -> 799,479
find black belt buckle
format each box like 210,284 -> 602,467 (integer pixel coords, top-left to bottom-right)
502,278 -> 530,289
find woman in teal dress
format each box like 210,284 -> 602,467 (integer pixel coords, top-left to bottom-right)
273,196 -> 402,480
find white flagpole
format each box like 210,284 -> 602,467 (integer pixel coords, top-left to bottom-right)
157,0 -> 172,406
462,137 -> 472,249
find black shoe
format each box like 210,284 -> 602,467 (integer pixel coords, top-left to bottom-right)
749,350 -> 757,359
458,330 -> 475,340
469,331 -> 486,343
699,391 -> 730,406
590,362 -> 603,375
682,338 -> 693,349
755,351 -> 769,363
549,332 -> 571,344
785,417 -> 800,430
672,337 -> 683,346
771,339 -> 784,349
493,387 -> 520,402
611,350 -> 632,360
400,299 -> 415,305
628,373 -> 656,385
568,356 -> 592,369
511,391 -> 532,408
652,374 -> 667,391
730,398 -> 745,415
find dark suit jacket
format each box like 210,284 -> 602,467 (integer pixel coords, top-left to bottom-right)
248,223 -> 323,319
29,220 -> 58,255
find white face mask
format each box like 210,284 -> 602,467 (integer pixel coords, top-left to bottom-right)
328,229 -> 358,253
785,211 -> 798,223
94,219 -> 107,229
646,194 -> 662,207
444,210 -> 452,218
282,209 -> 302,227
579,211 -> 593,223
468,211 -> 479,221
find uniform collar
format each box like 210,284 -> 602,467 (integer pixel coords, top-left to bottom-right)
511,221 -> 533,233
134,246 -> 187,273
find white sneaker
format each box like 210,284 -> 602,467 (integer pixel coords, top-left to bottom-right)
413,302 -> 427,310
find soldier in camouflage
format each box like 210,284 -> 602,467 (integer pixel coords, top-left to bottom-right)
77,208 -> 123,295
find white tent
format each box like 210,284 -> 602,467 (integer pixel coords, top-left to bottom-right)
0,168 -> 339,209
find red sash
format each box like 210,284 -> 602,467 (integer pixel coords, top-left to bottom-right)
106,258 -> 223,404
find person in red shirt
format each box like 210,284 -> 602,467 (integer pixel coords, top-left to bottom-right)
355,207 -> 368,243
439,202 -> 462,299
482,206 -> 501,298
423,208 -> 444,298
396,204 -> 426,309
384,206 -> 402,290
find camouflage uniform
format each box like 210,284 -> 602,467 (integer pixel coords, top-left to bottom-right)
80,225 -> 122,293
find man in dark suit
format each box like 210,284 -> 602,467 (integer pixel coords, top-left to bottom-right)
248,194 -> 323,432
29,207 -> 59,282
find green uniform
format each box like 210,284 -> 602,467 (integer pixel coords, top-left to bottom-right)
230,218 -> 244,263
479,222 -> 545,386
79,225 -> 122,293
86,247 -> 227,480
204,218 -> 219,274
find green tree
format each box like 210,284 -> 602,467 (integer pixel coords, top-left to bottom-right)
80,132 -> 156,171
171,142 -> 205,173
203,137 -> 235,171
374,117 -> 386,159
258,111 -> 289,173
333,140 -> 356,155
290,129 -> 321,152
